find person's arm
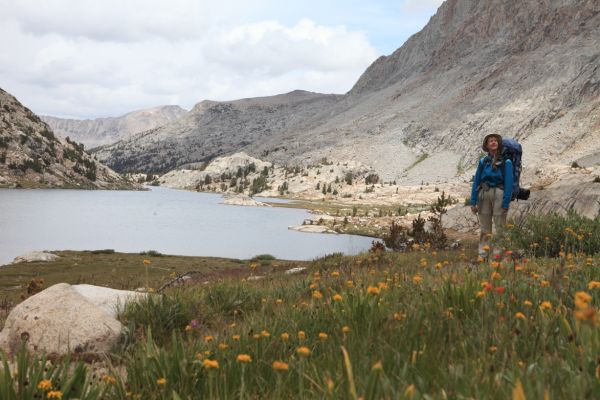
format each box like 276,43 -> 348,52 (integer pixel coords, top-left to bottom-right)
502,159 -> 514,209
470,159 -> 483,207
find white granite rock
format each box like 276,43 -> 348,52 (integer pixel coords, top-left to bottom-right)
12,251 -> 59,264
0,283 -> 133,356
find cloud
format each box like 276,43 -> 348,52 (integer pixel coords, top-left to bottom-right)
401,0 -> 444,14
0,0 -> 437,119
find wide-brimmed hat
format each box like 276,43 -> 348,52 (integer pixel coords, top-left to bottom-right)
482,134 -> 502,152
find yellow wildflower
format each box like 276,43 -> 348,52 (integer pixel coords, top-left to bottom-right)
523,300 -> 533,307
203,359 -> 219,369
272,361 -> 289,371
37,379 -> 52,391
281,332 -> 290,341
261,330 -> 270,338
236,354 -> 252,363
143,259 -> 151,265
327,378 -> 335,392
318,332 -> 328,341
489,345 -> 498,353
47,391 -> 63,399
330,271 -> 340,277
367,286 -> 380,295
540,280 -> 550,287
102,375 -> 117,384
372,361 -> 383,371
482,245 -> 490,252
309,282 -> 318,289
405,384 -> 416,399
296,346 -> 311,357
394,312 -> 406,321
412,274 -> 423,284
588,281 -> 600,290
476,291 -> 486,298
490,261 -> 500,269
275,298 -> 283,305
218,342 -> 229,350
156,378 -> 167,385
333,294 -> 343,302
515,312 -> 526,320
232,334 -> 241,341
312,290 -> 323,300
346,280 -> 355,288
204,335 -> 214,343
540,301 -> 552,310
491,271 -> 501,280
342,326 -> 351,333
298,331 -> 306,340
576,291 -> 592,304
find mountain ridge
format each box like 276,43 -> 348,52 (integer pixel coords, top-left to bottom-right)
94,0 -> 600,183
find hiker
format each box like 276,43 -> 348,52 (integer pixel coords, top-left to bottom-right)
470,134 -> 514,259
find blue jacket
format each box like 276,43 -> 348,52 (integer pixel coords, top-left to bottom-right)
470,156 -> 514,209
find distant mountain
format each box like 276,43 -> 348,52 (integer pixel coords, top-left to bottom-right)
42,105 -> 187,149
96,0 -> 600,184
0,88 -> 134,189
94,91 -> 341,173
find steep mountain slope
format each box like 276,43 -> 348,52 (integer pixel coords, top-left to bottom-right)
42,105 -> 187,149
96,0 -> 600,183
95,91 -> 341,173
0,88 -> 134,189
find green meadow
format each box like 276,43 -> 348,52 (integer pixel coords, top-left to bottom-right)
0,212 -> 599,399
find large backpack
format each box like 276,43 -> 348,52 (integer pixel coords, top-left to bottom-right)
500,138 -> 530,201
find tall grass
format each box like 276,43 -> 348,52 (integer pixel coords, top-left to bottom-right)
497,211 -> 600,257
1,225 -> 600,398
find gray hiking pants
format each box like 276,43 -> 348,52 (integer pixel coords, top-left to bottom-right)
477,186 -> 507,257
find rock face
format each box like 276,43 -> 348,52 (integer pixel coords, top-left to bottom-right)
12,251 -> 60,264
0,283 -> 123,356
94,91 -> 341,173
0,88 -> 135,189
94,0 -> 600,186
42,105 -> 187,149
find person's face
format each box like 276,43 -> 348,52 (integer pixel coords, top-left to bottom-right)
487,137 -> 499,152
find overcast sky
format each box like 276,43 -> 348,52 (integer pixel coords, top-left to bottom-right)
0,0 -> 444,119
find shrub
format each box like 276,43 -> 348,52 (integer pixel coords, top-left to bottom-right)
365,173 -> 379,185
344,172 -> 353,185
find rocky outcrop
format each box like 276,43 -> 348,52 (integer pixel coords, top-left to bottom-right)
42,105 -> 187,149
221,194 -> 269,207
0,88 -> 136,189
93,0 -> 600,186
12,251 -> 59,264
0,283 -> 123,356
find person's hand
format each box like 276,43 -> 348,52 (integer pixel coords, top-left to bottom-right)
470,205 -> 478,214
501,208 -> 508,215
